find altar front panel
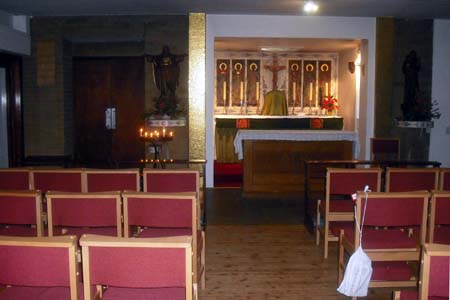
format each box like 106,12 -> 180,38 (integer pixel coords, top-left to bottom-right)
243,140 -> 353,195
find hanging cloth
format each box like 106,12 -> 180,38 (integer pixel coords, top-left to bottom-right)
337,188 -> 373,297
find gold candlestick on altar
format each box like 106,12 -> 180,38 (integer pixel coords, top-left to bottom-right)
255,81 -> 260,114
292,81 -> 296,114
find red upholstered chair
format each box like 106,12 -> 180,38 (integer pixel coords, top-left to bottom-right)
0,168 -> 32,190
338,191 -> 429,290
46,191 -> 122,238
439,168 -> 450,191
122,191 -> 205,290
370,137 -> 400,161
0,190 -> 44,237
84,168 -> 140,192
31,168 -> 86,193
80,234 -> 193,300
428,191 -> 450,245
385,168 -> 439,192
0,235 -> 80,300
393,243 -> 450,300
316,167 -> 382,258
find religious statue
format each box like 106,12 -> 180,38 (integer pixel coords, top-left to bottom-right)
146,46 -> 186,117
401,50 -> 421,121
146,45 -> 186,98
260,55 -> 288,116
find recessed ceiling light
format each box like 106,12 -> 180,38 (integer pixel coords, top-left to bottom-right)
303,1 -> 319,13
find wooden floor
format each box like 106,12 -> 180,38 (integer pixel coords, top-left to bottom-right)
199,224 -> 393,300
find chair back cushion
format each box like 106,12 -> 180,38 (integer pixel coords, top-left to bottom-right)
127,196 -> 192,229
387,170 -> 437,192
51,196 -> 118,227
0,169 -> 30,190
89,247 -> 186,288
34,171 -> 83,192
435,195 -> 450,225
329,171 -> 379,195
145,171 -> 197,193
0,194 -> 37,224
429,256 -> 450,297
0,245 -> 69,286
86,171 -> 139,192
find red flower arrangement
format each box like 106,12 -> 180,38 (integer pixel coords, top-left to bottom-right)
322,95 -> 339,112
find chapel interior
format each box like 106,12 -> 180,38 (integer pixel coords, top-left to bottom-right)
1,2 -> 450,300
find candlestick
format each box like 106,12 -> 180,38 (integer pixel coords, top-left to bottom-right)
162,128 -> 166,137
240,81 -> 244,100
256,82 -> 260,101
309,82 -> 313,104
222,81 -> 227,102
292,82 -> 296,101
325,82 -> 328,97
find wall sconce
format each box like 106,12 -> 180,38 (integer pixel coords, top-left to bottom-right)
348,61 -> 365,75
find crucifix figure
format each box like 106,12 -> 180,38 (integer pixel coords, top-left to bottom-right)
264,55 -> 286,91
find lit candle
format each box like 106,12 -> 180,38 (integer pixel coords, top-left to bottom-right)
222,81 -> 227,101
309,82 -> 313,102
144,132 -> 148,137
256,82 -> 260,101
150,132 -> 153,138
169,131 -> 173,137
292,82 -> 296,101
139,128 -> 143,137
240,81 -> 244,100
162,128 -> 166,137
325,82 -> 328,97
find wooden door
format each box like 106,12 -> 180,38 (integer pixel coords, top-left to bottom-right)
74,57 -> 144,167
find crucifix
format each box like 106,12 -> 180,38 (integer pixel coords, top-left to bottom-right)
264,55 -> 286,91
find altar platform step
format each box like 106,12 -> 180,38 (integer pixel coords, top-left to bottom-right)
214,161 -> 242,188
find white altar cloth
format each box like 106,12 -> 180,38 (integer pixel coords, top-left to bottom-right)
233,130 -> 359,160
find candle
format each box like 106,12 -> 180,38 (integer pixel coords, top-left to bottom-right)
150,132 -> 153,138
222,81 -> 227,101
139,128 -> 143,137
325,82 -> 328,97
309,82 -> 313,102
169,131 -> 173,137
144,132 -> 148,137
162,128 -> 166,137
256,82 -> 260,101
240,81 -> 244,100
292,82 -> 296,101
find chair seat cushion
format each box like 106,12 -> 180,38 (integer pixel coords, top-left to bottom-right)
55,226 -> 118,239
138,227 -> 203,251
371,261 -> 414,281
398,290 -> 447,300
0,224 -> 38,237
329,221 -> 354,237
434,226 -> 450,245
343,228 -> 418,249
329,200 -> 354,213
0,286 -> 71,300
102,287 -> 185,300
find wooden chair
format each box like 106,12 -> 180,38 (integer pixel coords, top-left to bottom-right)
46,191 -> 122,238
84,168 -> 140,192
439,168 -> 450,191
338,191 -> 429,291
143,168 -> 202,226
0,190 -> 44,237
122,191 -> 205,290
385,168 -> 439,192
393,243 -> 450,300
428,191 -> 450,245
0,168 -> 32,190
31,168 -> 86,192
316,167 -> 382,258
0,235 -> 79,300
80,234 -> 193,300
370,137 -> 400,161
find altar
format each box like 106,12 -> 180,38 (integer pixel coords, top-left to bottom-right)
233,129 -> 358,196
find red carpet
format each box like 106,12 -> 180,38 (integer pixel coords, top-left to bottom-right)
214,161 -> 242,188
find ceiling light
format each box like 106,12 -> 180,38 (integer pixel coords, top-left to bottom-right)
261,46 -> 304,52
303,1 -> 319,13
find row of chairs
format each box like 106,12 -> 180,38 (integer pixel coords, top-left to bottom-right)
0,190 -> 205,290
338,190 -> 450,296
0,167 -> 200,194
0,234 -> 194,300
316,167 -> 449,258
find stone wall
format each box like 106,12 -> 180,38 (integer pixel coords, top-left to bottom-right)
23,15 -> 189,161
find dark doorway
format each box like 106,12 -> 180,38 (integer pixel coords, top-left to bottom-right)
0,53 -> 24,167
74,57 -> 145,167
